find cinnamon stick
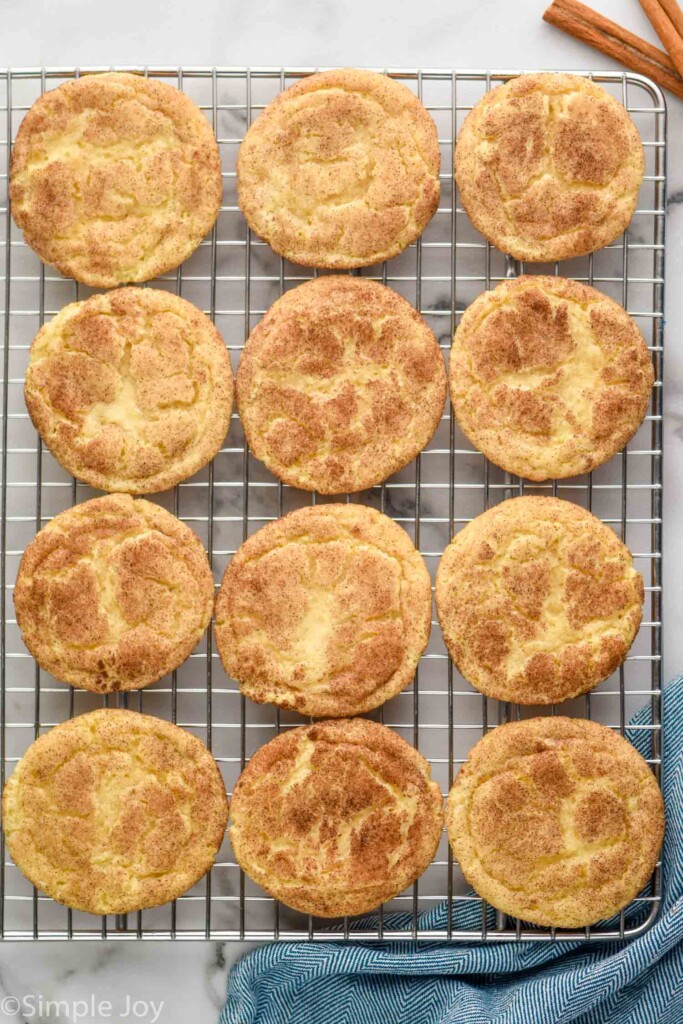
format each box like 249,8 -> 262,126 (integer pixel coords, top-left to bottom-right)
640,0 -> 683,79
543,0 -> 683,99
657,0 -> 683,39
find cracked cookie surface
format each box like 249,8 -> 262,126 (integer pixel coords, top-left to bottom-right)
25,288 -> 234,494
450,276 -> 653,481
10,72 -> 222,287
215,503 -> 432,717
2,708 -> 229,915
237,276 -> 447,493
455,73 -> 644,262
445,716 -> 664,927
229,717 -> 443,917
14,494 -> 215,692
435,496 -> 643,705
237,68 -> 440,268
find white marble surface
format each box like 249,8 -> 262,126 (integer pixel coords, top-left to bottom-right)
0,1 -> 681,1021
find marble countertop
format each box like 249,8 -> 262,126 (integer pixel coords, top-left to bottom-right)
0,1 -> 680,1021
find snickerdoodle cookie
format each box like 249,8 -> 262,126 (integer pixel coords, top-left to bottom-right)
10,72 -> 222,286
435,497 -> 643,704
25,288 -> 233,494
237,276 -> 446,493
446,716 -> 664,927
2,709 -> 229,915
450,276 -> 653,480
455,73 -> 644,261
14,494 -> 215,693
215,503 -> 431,717
237,68 -> 440,267
229,717 -> 443,917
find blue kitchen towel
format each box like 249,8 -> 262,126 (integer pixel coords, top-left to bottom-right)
221,677 -> 683,1024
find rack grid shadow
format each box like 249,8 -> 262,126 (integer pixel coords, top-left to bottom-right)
0,66 -> 665,942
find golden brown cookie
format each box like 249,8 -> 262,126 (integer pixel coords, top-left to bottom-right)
237,68 -> 440,268
25,288 -> 234,494
451,276 -> 653,481
446,716 -> 664,928
237,276 -> 446,493
455,74 -> 644,262
14,494 -> 215,693
2,709 -> 229,915
435,497 -> 643,704
10,72 -> 222,287
229,718 -> 443,917
215,503 -> 431,717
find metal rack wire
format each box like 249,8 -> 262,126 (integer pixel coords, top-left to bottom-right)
0,66 -> 665,942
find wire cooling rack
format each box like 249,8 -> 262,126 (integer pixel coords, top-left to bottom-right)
0,67 -> 665,942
